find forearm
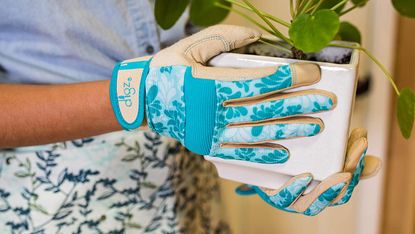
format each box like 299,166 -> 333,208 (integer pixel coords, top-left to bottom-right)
0,80 -> 123,148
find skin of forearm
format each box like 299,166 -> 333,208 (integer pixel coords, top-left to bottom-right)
0,80 -> 124,148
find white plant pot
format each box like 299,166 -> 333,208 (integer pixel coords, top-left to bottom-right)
206,44 -> 360,190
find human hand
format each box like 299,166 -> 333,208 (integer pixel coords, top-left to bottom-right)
110,25 -> 335,163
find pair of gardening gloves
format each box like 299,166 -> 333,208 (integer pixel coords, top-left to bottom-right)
110,25 -> 382,216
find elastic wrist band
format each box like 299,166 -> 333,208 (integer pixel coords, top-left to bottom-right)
110,58 -> 151,130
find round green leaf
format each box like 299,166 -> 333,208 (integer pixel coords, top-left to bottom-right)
155,0 -> 190,30
337,21 -> 361,44
289,9 -> 340,53
317,0 -> 346,13
392,0 -> 415,18
397,88 -> 415,139
189,0 -> 231,26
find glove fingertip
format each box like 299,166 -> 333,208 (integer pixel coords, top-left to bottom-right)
235,184 -> 257,196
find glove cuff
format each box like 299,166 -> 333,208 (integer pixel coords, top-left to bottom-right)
110,57 -> 152,130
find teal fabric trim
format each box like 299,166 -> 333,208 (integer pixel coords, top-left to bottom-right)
110,59 -> 151,130
184,67 -> 216,155
235,185 -> 257,196
118,61 -> 149,70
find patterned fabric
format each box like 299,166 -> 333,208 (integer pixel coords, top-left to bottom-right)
235,141 -> 369,216
215,65 -> 293,101
331,149 -> 367,206
220,123 -> 322,143
146,66 -> 186,145
250,176 -> 312,208
173,149 -> 231,234
0,1 -> 230,233
145,64 -> 334,164
215,148 -> 289,164
208,66 -> 332,162
222,94 -> 334,124
238,179 -> 346,216
302,183 -> 345,216
210,65 -> 294,151
0,131 -> 229,233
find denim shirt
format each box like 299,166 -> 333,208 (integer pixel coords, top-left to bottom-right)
0,0 -> 163,84
0,1 -> 229,233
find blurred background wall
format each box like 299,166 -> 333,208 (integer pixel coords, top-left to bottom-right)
382,16 -> 415,234
217,1 -> 399,233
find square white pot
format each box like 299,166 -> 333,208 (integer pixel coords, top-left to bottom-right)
205,44 -> 359,189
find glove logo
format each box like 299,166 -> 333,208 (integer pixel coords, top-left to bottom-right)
116,68 -> 142,125
118,77 -> 136,108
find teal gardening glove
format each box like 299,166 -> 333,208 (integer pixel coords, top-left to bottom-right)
235,128 -> 382,216
110,25 -> 337,164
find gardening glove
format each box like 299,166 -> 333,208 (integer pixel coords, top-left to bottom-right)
235,128 -> 382,216
110,25 -> 337,163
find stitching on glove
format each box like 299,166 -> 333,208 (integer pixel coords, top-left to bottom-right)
184,35 -> 230,57
290,64 -> 298,85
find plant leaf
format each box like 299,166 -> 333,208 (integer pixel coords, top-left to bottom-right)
397,88 -> 415,139
337,21 -> 361,44
392,0 -> 415,18
154,0 -> 189,30
289,9 -> 340,53
189,0 -> 231,26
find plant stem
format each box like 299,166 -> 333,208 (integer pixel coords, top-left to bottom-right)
311,0 -> 324,14
290,0 -> 295,18
340,4 -> 359,16
243,0 -> 293,45
259,38 -> 293,56
260,37 -> 293,50
331,0 -> 349,11
329,43 -> 401,96
295,0 -> 302,14
224,0 -> 291,27
297,0 -> 314,15
215,2 -> 277,36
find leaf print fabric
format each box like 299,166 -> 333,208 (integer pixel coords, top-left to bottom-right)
0,131 -> 229,233
146,66 -> 186,145
220,123 -> 322,143
210,65 -> 294,155
302,183 -> 345,216
209,65 -> 332,162
331,150 -> 366,206
215,148 -> 289,164
145,64 -> 334,165
224,93 -> 334,124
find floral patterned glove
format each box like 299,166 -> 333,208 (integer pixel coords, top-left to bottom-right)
110,25 -> 336,164
235,128 -> 382,216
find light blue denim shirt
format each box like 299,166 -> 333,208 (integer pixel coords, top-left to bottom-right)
0,0 -> 167,84
0,2 -> 229,233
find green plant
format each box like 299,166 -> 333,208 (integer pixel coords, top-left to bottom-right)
154,0 -> 415,139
